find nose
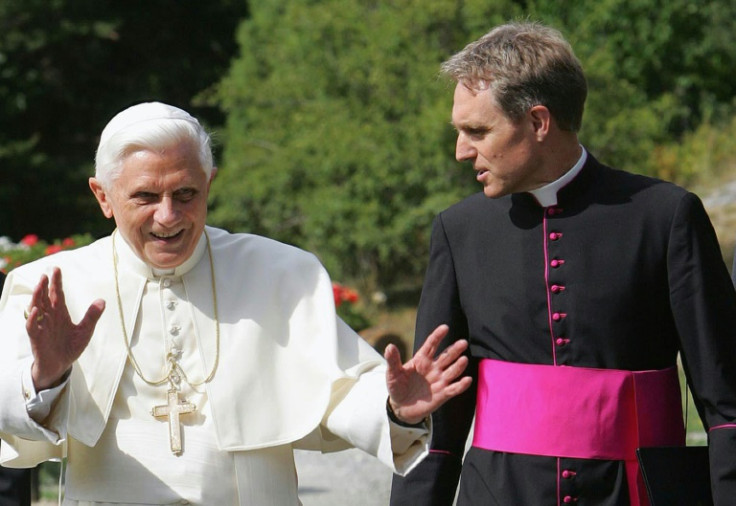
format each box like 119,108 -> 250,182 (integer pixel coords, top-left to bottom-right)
154,196 -> 181,226
455,133 -> 476,162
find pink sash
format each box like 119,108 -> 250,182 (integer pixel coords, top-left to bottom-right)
473,359 -> 686,506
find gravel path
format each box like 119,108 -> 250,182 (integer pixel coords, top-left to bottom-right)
295,448 -> 392,505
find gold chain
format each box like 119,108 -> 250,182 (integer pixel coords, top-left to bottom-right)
112,230 -> 220,388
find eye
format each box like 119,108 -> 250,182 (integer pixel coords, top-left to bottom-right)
173,188 -> 198,202
131,192 -> 160,204
465,127 -> 489,139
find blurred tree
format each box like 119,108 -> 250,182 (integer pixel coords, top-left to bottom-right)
211,0 -> 521,295
0,0 -> 247,241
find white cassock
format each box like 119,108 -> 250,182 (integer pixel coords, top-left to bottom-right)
0,226 -> 429,505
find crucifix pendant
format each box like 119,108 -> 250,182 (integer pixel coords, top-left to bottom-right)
152,389 -> 196,455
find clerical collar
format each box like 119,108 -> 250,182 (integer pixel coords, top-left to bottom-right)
528,146 -> 587,207
114,230 -> 207,279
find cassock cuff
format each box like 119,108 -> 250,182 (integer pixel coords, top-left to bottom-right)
22,360 -> 70,440
22,361 -> 69,422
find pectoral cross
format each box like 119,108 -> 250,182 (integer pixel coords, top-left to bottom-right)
152,389 -> 196,455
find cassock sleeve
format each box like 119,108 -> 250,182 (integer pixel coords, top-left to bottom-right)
314,319 -> 431,475
0,269 -> 69,468
668,192 -> 736,505
390,214 -> 478,505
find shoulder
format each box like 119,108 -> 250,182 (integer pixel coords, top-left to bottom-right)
206,226 -> 323,272
585,154 -> 689,205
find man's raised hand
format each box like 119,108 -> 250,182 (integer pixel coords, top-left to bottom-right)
384,324 -> 472,425
26,267 -> 105,390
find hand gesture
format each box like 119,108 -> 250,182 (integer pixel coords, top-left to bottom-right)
26,267 -> 106,391
384,324 -> 472,425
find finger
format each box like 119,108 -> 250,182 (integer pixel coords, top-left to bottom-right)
383,343 -> 404,376
441,376 -> 473,399
48,267 -> 65,308
434,339 -> 469,369
440,355 -> 469,382
78,299 -> 106,333
415,324 -> 449,359
25,306 -> 44,334
29,274 -> 50,313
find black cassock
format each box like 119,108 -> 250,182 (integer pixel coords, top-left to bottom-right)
390,153 -> 736,505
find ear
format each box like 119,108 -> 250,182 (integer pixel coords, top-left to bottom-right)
529,105 -> 552,141
89,178 -> 115,219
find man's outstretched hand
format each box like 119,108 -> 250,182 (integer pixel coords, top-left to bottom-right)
26,267 -> 106,391
384,324 -> 472,425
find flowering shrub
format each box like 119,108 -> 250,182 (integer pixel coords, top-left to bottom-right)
332,281 -> 372,331
0,234 -> 95,273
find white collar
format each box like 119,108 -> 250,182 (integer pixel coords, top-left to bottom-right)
528,146 -> 587,207
114,230 -> 207,279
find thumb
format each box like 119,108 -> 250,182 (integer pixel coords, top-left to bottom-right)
384,343 -> 404,377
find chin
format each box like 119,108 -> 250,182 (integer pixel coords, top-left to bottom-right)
483,187 -> 507,199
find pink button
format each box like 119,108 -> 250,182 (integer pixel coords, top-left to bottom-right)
552,312 -> 566,321
550,259 -> 565,268
561,469 -> 576,479
551,284 -> 565,293
547,207 -> 557,216
549,232 -> 562,241
555,338 -> 570,346
563,496 -> 577,503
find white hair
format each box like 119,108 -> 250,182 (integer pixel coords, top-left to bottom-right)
94,102 -> 214,188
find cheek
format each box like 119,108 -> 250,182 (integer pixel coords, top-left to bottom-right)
120,208 -> 153,230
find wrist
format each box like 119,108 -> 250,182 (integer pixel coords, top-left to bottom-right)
31,363 -> 70,391
386,398 -> 427,428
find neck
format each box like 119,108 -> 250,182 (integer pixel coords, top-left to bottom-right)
540,135 -> 582,184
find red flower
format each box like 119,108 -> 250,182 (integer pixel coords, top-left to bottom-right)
45,244 -> 63,256
62,237 -> 76,248
343,288 -> 359,303
20,234 -> 39,246
332,282 -> 360,307
332,283 -> 343,307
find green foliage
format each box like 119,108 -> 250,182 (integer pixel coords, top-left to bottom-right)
211,0 -> 524,293
655,115 -> 736,187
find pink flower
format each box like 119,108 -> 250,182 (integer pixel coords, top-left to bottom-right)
20,234 -> 39,246
62,237 -> 76,248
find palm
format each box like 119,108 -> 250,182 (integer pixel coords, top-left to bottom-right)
26,267 -> 105,390
385,324 -> 472,425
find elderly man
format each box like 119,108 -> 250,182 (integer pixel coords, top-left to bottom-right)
0,102 -> 471,505
390,22 -> 736,506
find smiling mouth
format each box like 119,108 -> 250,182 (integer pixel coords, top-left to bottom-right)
151,230 -> 184,241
